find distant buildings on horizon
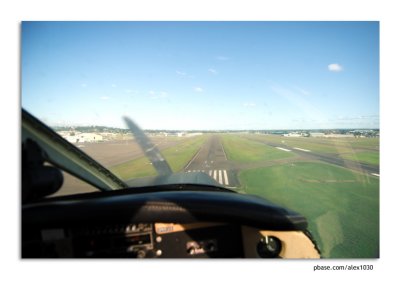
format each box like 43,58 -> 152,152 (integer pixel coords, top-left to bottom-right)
55,126 -> 379,144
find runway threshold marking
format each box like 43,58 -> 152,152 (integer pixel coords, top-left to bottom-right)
276,147 -> 292,152
223,170 -> 229,185
186,169 -> 230,186
293,147 -> 311,152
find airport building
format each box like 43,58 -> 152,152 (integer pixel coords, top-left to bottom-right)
58,132 -> 103,143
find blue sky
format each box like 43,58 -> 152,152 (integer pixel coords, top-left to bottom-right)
21,21 -> 379,130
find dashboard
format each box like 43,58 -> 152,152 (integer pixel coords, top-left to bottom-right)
22,222 -> 319,258
23,222 -> 241,258
22,110 -> 320,258
22,189 -> 320,258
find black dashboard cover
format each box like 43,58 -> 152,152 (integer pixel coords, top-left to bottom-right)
22,189 -> 308,231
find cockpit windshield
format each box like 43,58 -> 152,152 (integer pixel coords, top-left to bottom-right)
21,21 -> 379,258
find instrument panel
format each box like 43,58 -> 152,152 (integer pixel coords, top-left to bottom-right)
23,222 -> 242,258
22,222 -> 320,258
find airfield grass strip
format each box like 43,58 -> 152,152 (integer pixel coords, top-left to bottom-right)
163,136 -> 207,172
340,151 -> 379,166
221,134 -> 295,162
109,156 -> 157,180
110,136 -> 207,180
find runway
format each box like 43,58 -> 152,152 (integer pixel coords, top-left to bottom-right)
57,133 -> 379,196
183,135 -> 239,188
247,137 -> 380,176
182,133 -> 379,189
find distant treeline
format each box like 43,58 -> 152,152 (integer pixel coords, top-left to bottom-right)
52,126 -> 131,134
52,126 -> 379,136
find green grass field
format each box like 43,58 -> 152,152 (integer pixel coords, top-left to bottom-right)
163,136 -> 207,171
239,162 -> 379,258
340,151 -> 379,166
110,135 -> 207,180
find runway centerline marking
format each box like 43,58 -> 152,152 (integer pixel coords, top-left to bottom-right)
293,147 -> 311,152
276,147 -> 292,152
